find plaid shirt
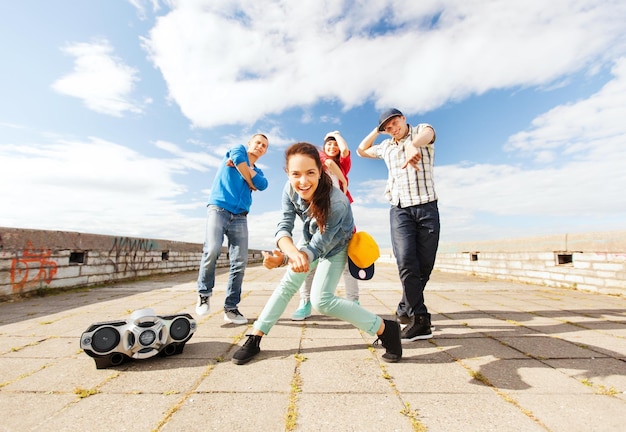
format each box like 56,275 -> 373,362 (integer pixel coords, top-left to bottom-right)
371,123 -> 437,207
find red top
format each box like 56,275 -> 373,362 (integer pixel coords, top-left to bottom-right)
320,150 -> 353,203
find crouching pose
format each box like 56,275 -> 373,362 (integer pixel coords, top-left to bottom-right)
231,142 -> 402,365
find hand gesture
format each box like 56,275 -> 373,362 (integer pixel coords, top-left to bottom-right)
402,144 -> 422,170
288,251 -> 310,273
262,249 -> 285,269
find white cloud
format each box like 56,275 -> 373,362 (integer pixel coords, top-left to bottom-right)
155,140 -> 223,171
52,40 -> 144,116
350,179 -> 389,206
340,57 -> 626,246
0,122 -> 25,129
141,0 -> 626,127
433,59 -> 626,242
247,209 -> 293,250
0,137 -> 204,242
6,0 -> 626,252
505,57 -> 626,161
127,0 -> 162,20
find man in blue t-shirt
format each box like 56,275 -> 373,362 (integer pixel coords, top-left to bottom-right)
196,134 -> 269,325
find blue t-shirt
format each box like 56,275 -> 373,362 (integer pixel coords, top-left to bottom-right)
208,144 -> 268,214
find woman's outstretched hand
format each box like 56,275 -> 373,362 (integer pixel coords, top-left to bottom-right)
262,249 -> 285,269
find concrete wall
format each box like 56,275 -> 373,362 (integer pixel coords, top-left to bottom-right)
3,227 -> 625,298
0,227 -> 262,299
434,230 -> 626,295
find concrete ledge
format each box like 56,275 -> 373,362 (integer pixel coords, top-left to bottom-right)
0,227 -> 262,299
435,231 -> 626,295
437,230 -> 626,253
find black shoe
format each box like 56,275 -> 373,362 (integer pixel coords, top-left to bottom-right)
232,334 -> 262,365
374,319 -> 402,363
395,312 -> 411,325
401,314 -> 433,341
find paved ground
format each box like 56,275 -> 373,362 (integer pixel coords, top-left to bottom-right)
1,263 -> 625,432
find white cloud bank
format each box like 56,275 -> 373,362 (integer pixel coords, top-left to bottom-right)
3,0 -> 625,250
416,58 -> 626,242
0,137 -> 209,242
301,57 -> 626,245
141,0 -> 626,127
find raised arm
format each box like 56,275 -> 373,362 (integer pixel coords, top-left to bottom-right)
357,126 -> 380,159
324,159 -> 348,194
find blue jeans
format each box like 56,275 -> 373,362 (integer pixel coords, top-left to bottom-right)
253,248 -> 382,336
197,205 -> 248,310
390,201 -> 440,317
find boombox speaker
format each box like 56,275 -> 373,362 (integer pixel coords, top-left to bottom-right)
80,308 -> 197,369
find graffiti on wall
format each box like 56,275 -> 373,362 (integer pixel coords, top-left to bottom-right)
107,236 -> 159,274
10,241 -> 58,293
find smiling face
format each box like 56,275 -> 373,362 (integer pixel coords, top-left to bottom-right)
287,153 -> 320,202
323,139 -> 340,158
382,115 -> 409,141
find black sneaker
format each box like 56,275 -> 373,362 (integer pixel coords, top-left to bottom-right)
401,314 -> 433,341
232,334 -> 262,365
374,319 -> 402,363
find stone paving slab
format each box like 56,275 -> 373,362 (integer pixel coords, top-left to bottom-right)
1,264 -> 626,431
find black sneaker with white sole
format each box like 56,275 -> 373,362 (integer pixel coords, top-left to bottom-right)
401,314 -> 433,341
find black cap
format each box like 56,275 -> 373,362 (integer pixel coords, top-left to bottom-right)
378,108 -> 403,132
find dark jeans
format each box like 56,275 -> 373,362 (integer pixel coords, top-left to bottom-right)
390,200 -> 440,317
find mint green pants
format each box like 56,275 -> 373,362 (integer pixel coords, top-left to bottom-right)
253,248 -> 382,336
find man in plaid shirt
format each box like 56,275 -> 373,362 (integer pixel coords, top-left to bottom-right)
357,108 -> 440,342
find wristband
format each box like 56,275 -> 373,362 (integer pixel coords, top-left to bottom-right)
280,253 -> 289,267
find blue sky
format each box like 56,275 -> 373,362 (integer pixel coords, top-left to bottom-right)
1,0 -> 626,250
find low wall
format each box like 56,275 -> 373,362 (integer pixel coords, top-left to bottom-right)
0,227 -> 262,299
434,230 -> 626,295
3,227 -> 625,298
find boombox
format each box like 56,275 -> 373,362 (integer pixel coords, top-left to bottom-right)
80,308 -> 197,369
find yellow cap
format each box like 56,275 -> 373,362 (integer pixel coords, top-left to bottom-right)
347,232 -> 380,268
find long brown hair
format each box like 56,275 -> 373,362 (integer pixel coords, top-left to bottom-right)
285,142 -> 334,233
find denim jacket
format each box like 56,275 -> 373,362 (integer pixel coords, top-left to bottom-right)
274,181 -> 354,262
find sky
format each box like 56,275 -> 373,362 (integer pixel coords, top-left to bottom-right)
1,0 -> 626,250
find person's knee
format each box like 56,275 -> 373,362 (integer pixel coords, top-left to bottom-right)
231,259 -> 248,271
395,254 -> 415,271
311,293 -> 334,314
203,243 -> 223,258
